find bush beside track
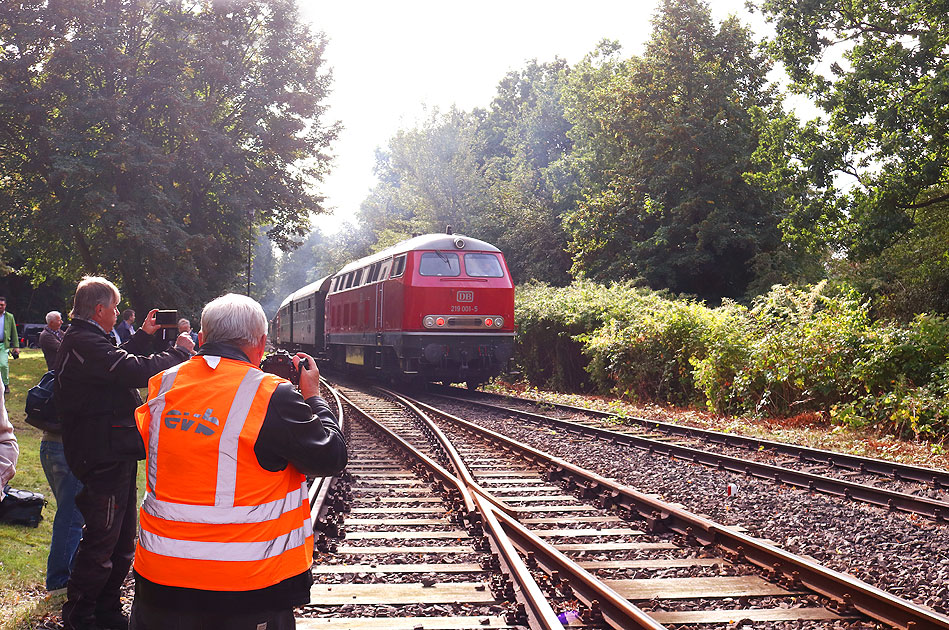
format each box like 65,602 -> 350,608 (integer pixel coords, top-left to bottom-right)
515,281 -> 949,440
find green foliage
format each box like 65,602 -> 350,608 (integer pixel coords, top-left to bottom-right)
582,296 -> 720,403
0,0 -> 337,316
356,60 -> 576,286
693,283 -> 871,415
514,280 -> 649,390
835,198 -> 949,319
516,280 -> 949,438
761,0 -> 949,259
562,0 -> 797,301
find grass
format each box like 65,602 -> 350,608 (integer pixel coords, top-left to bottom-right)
1,349 -> 58,629
0,350 -> 151,630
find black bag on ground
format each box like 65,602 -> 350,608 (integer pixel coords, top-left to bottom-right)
25,370 -> 60,432
0,485 -> 46,527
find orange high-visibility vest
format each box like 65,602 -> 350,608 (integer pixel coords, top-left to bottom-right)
133,355 -> 313,591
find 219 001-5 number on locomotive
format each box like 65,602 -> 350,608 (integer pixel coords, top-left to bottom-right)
271,232 -> 515,388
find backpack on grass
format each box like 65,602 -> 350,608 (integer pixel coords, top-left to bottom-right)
0,485 -> 45,528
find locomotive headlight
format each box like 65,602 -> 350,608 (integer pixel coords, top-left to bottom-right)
484,318 -> 494,327
435,317 -> 445,327
424,315 -> 435,328
494,316 -> 504,328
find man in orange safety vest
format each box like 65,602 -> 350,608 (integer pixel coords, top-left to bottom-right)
129,293 -> 347,630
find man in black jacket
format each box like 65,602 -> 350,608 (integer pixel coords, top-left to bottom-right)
128,293 -> 347,630
54,277 -> 195,630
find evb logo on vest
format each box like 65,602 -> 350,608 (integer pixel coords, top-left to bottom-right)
163,408 -> 219,436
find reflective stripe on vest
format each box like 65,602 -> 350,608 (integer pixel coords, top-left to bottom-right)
142,480 -> 308,524
144,363 -> 183,494
139,517 -> 311,562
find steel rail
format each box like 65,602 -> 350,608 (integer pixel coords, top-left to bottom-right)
379,388 -> 519,519
436,388 -> 949,488
336,388 -> 566,630
429,392 -> 949,520
379,387 -> 665,630
491,506 -> 668,630
308,379 -> 348,529
409,394 -> 949,630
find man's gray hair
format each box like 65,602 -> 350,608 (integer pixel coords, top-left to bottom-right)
200,293 -> 267,347
70,276 -> 120,320
45,311 -> 61,325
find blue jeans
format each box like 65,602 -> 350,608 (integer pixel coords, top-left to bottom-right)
40,440 -> 84,590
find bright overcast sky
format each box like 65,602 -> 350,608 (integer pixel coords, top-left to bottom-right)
298,0 -> 765,235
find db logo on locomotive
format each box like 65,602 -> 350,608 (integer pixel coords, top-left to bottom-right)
456,290 -> 474,302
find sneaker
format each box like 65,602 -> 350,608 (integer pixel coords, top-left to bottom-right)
47,586 -> 68,597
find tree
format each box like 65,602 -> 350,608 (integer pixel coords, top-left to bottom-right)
761,0 -> 949,259
359,108 -> 488,238
359,62 -> 577,285
471,60 -> 575,284
563,0 -> 794,301
0,0 -> 337,316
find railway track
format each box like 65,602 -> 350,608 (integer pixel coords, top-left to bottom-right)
424,387 -> 949,520
300,380 -> 949,629
299,381 -> 564,629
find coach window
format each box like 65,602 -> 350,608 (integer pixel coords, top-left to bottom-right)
464,253 -> 504,277
379,259 -> 391,280
391,255 -> 406,278
419,252 -> 460,277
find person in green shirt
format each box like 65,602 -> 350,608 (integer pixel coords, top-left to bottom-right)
0,297 -> 19,395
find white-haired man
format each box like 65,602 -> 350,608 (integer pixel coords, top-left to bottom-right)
39,310 -> 64,370
129,293 -> 347,630
55,277 -> 195,630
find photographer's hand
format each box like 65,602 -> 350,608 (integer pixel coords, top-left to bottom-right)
175,332 -> 195,353
141,309 -> 160,335
293,353 -> 320,400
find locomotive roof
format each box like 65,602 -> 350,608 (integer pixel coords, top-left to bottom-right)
278,275 -> 331,309
335,233 -> 501,275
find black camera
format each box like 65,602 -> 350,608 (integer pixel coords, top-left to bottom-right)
260,349 -> 300,386
155,310 -> 178,343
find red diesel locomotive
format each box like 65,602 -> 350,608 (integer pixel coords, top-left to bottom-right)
272,232 -> 515,387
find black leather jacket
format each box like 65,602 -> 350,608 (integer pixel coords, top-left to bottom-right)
195,342 -> 347,476
53,319 -> 191,480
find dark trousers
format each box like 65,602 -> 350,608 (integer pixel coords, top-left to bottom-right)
129,598 -> 296,630
62,461 -> 138,629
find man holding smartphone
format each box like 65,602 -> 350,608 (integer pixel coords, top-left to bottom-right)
55,277 -> 195,630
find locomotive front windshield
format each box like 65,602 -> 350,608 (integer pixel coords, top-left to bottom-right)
419,252 -> 461,276
463,253 -> 504,277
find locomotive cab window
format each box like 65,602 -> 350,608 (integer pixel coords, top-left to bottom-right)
391,255 -> 406,278
419,252 -> 460,277
464,253 -> 504,277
